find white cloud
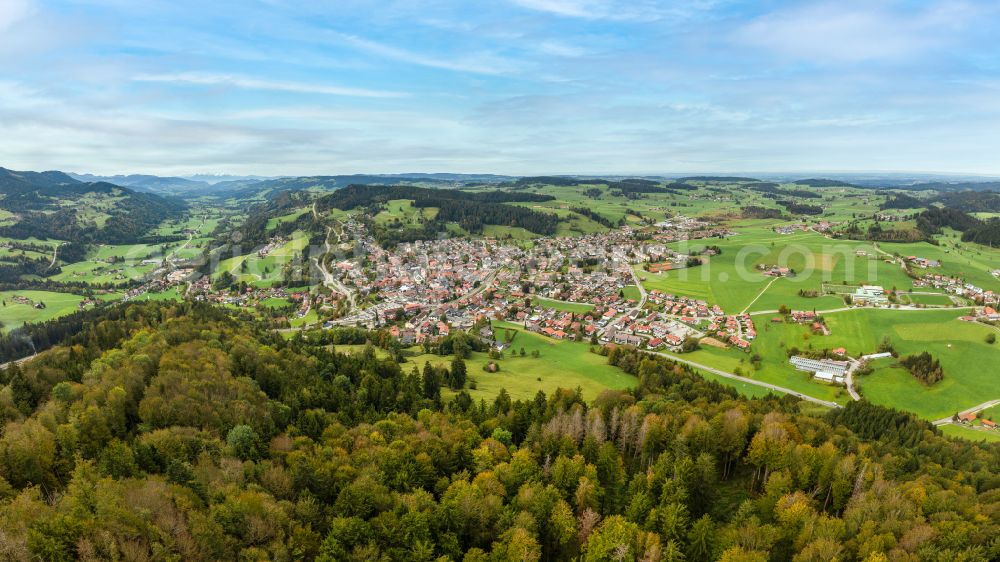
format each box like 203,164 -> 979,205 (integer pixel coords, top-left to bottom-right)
737,1 -> 981,63
0,0 -> 34,31
132,72 -> 407,98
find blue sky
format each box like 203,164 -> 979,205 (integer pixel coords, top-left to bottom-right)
1,0 -> 998,176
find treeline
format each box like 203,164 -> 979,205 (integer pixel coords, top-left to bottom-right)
0,303 -> 996,560
677,175 -> 761,182
779,201 -> 823,215
936,190 -> 1000,212
880,193 -> 925,210
0,256 -> 56,284
316,184 -> 554,211
791,178 -> 858,188
741,206 -> 784,219
916,206 -> 981,234
900,351 -> 945,385
840,221 -> 925,243
749,184 -> 823,199
425,198 -> 560,235
962,219 -> 1000,246
317,185 -> 562,238
513,176 -> 594,187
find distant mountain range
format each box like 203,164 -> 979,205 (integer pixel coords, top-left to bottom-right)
7,168 -> 1000,198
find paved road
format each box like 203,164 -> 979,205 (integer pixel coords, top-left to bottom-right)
750,305 -> 977,316
0,353 -> 38,370
648,350 -> 842,409
314,225 -> 357,311
933,398 -> 1000,426
844,360 -> 862,401
629,267 -> 647,309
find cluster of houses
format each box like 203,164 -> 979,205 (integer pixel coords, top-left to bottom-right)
760,264 -> 793,277
914,274 -> 999,306
773,224 -> 806,235
601,309 -> 705,350
646,290 -> 722,317
707,314 -> 755,349
8,295 -> 44,309
906,255 -> 941,269
955,411 -> 998,430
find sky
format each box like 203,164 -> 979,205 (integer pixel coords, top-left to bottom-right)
0,0 -> 999,177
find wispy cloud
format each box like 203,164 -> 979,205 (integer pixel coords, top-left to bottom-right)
328,32 -> 521,76
132,72 -> 407,98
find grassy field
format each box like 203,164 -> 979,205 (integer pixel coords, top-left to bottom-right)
665,305 -> 1000,418
811,309 -> 998,420
132,287 -> 184,302
215,231 -> 310,287
48,242 -> 177,285
622,285 -> 642,302
373,199 -> 438,228
410,321 -> 640,401
902,293 -> 955,306
939,424 -> 1000,443
533,297 -> 594,314
635,227 -> 922,313
0,290 -> 87,332
266,208 -> 309,230
881,236 -> 1000,293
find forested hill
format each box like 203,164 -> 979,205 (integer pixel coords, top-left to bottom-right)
318,184 -> 562,239
0,300 -> 995,561
0,167 -> 186,244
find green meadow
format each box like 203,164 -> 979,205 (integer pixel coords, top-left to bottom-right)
532,297 -> 594,314
411,321 -> 640,401
266,208 -> 309,230
373,199 -> 438,228
837,310 -> 1000,420
939,423 -> 1000,443
215,231 -> 310,287
636,227 -> 910,313
0,290 -> 87,332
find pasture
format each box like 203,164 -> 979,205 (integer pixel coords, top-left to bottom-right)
417,321 -> 639,401
215,231 -> 310,287
0,290 -> 87,332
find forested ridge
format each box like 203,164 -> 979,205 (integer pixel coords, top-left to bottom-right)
0,302 -> 996,561
0,169 -> 186,246
317,185 -> 562,239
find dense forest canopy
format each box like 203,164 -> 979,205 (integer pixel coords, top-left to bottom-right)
0,301 -> 994,561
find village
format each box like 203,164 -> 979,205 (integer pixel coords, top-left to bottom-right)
97,213 -> 1000,377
